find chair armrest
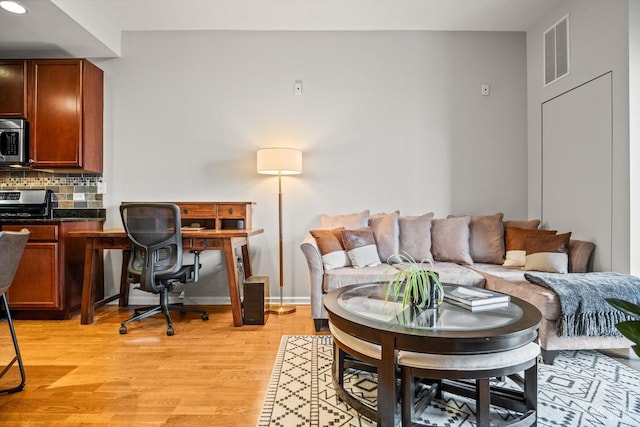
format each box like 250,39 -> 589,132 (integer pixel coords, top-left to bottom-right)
569,239 -> 595,273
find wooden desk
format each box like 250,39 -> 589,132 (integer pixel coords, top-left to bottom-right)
71,228 -> 263,327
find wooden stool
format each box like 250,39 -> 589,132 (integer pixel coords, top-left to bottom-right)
398,342 -> 540,427
329,322 -> 384,423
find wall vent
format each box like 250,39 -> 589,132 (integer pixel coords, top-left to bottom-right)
544,15 -> 570,86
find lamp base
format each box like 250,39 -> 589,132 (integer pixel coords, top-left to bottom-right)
268,303 -> 297,315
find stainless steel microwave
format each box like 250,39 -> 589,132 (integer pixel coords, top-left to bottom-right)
0,118 -> 28,166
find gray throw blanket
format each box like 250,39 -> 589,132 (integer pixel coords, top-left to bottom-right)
524,272 -> 640,337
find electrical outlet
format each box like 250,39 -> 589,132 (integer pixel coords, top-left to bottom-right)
97,182 -> 107,194
481,84 -> 490,96
73,193 -> 85,201
294,80 -> 303,95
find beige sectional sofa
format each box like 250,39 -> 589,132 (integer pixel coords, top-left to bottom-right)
300,210 -> 631,364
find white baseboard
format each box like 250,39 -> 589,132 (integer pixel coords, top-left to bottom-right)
124,295 -> 311,306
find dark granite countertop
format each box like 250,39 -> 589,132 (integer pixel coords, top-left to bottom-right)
53,209 -> 106,220
0,209 -> 106,223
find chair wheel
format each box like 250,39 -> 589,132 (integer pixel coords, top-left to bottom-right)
167,328 -> 174,336
119,326 -> 127,334
202,313 -> 209,321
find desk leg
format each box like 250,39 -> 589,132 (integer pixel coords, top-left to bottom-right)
378,334 -> 396,426
119,249 -> 131,307
223,239 -> 243,327
80,238 -> 97,325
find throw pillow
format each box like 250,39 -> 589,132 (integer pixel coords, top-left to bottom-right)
431,216 -> 473,265
398,212 -> 434,263
503,227 -> 557,267
309,228 -> 351,270
369,211 -> 400,263
341,227 -> 381,268
503,219 -> 540,230
468,213 -> 505,264
320,209 -> 370,229
524,232 -> 572,273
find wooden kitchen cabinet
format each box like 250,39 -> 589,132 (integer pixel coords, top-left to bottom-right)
29,59 -> 103,172
2,221 -> 104,320
0,59 -> 28,117
0,58 -> 103,173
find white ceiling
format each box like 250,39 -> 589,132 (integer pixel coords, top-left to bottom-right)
0,0 -> 563,58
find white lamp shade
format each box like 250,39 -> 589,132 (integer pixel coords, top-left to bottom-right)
257,148 -> 302,175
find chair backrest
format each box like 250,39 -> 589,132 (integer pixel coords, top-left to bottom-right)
0,229 -> 30,297
119,203 -> 183,293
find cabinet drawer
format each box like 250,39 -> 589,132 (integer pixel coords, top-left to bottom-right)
177,203 -> 217,219
218,203 -> 246,218
3,224 -> 58,241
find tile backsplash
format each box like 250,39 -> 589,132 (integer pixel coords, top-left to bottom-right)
0,170 -> 103,209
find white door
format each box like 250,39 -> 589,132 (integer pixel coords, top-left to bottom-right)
541,72 -> 612,271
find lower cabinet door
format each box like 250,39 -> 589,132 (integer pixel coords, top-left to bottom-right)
6,242 -> 60,309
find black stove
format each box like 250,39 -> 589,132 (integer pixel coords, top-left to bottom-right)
0,189 -> 53,219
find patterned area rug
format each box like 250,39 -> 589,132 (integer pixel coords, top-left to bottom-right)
258,335 -> 640,427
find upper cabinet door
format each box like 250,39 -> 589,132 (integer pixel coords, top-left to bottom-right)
0,60 -> 28,117
29,60 -> 82,169
28,59 -> 103,173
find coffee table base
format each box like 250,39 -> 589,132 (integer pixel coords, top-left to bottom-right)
399,347 -> 539,427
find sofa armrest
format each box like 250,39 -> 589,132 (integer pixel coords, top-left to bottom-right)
300,235 -> 326,320
569,239 -> 595,273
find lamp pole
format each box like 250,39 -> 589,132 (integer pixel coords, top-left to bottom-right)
271,170 -> 296,314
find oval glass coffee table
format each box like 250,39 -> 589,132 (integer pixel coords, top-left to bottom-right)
323,283 -> 542,426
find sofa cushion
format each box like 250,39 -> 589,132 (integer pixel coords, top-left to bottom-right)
524,232 -> 571,273
398,212 -> 434,263
320,209 -> 370,229
323,261 -> 485,293
369,211 -> 400,263
342,227 -> 381,268
432,216 -> 473,265
309,228 -> 351,270
469,263 -> 527,283
473,264 -> 561,320
503,219 -> 540,230
503,227 -> 557,267
468,213 -> 505,264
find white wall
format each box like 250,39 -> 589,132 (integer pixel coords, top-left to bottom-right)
630,0 -> 640,275
526,0 -> 631,273
93,30 -> 527,305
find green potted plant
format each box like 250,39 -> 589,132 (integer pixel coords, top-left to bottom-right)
605,298 -> 640,357
384,252 -> 444,310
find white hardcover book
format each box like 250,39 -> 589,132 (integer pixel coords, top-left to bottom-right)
445,298 -> 509,312
443,286 -> 510,306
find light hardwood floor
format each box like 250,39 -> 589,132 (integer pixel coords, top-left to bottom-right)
0,304 -> 322,426
2,305 -> 638,426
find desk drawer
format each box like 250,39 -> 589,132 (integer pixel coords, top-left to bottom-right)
184,238 -> 222,251
98,237 -> 130,248
3,224 -> 58,241
218,203 -> 246,218
177,203 -> 217,219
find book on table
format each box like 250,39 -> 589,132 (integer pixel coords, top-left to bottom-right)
445,297 -> 509,312
443,285 -> 510,307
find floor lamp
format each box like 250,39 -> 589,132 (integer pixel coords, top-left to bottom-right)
257,147 -> 302,315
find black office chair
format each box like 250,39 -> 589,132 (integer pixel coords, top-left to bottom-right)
119,203 -> 208,336
0,229 -> 30,394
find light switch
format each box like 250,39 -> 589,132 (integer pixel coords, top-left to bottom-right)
294,80 -> 303,95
